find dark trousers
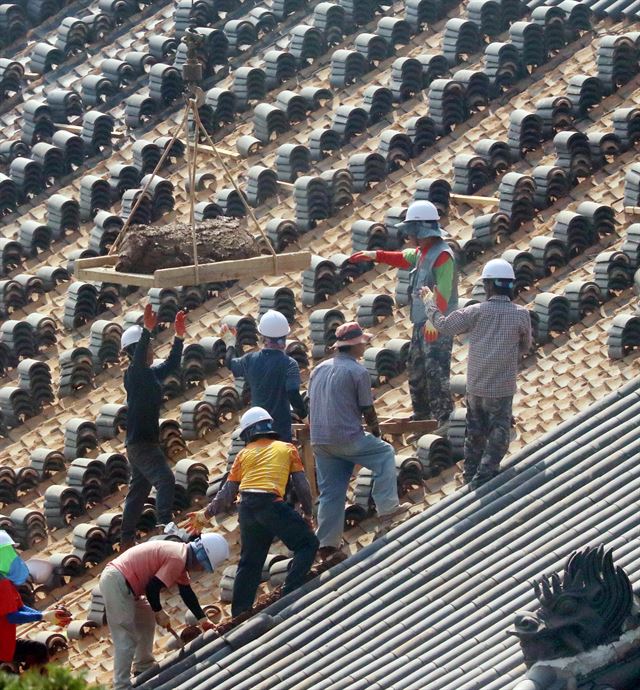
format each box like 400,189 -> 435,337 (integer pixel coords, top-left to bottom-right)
408,324 -> 453,424
14,639 -> 49,669
121,442 -> 175,541
463,394 -> 513,481
232,493 -> 319,617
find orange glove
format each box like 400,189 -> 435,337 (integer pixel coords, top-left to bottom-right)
174,310 -> 187,338
424,323 -> 439,343
349,251 -> 377,263
143,303 -> 158,331
200,620 -> 216,632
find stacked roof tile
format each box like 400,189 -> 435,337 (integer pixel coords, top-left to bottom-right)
0,0 -> 637,682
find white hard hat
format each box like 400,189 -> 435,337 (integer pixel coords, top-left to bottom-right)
199,533 -> 229,570
258,310 -> 290,338
405,200 -> 440,223
239,406 -> 273,433
481,258 -> 516,281
0,530 -> 16,547
121,325 -> 143,350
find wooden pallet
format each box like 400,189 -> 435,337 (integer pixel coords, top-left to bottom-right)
75,251 -> 312,288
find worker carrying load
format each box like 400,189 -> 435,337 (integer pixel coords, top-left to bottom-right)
119,303 -> 187,551
421,258 -> 532,488
0,531 -> 72,673
222,310 -> 307,442
349,200 -> 458,429
99,533 -> 229,690
187,407 -> 318,617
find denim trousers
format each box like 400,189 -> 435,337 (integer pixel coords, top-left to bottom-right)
121,442 -> 175,541
100,567 -> 156,690
232,493 -> 319,617
314,432 -> 399,549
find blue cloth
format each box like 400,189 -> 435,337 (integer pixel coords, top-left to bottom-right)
308,354 -> 373,445
124,330 -> 183,445
228,349 -> 303,442
314,433 -> 399,549
7,557 -> 29,586
6,605 -> 42,625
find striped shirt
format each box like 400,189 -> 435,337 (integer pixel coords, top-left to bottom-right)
426,296 -> 532,397
228,438 -> 304,498
309,354 -> 373,444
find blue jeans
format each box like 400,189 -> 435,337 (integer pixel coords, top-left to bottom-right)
314,433 -> 399,549
232,493 -> 318,617
121,442 -> 175,541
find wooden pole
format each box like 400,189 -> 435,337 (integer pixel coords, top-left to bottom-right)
191,108 -> 279,274
293,425 -> 317,501
185,99 -> 200,284
108,107 -> 189,256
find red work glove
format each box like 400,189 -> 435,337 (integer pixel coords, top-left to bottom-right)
200,620 -> 216,632
349,251 -> 377,263
143,303 -> 158,331
174,310 -> 187,338
424,323 -> 439,343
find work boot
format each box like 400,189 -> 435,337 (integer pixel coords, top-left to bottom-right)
317,546 -> 348,565
433,421 -> 450,436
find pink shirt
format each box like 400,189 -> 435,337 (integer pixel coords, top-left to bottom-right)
110,541 -> 190,596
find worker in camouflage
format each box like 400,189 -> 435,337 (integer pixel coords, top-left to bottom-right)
350,200 -> 458,427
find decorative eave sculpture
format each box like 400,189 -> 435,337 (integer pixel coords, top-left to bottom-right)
510,545 -> 640,690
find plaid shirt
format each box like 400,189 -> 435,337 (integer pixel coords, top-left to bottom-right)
426,295 -> 532,397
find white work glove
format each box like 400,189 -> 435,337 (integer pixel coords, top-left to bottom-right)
42,608 -> 72,626
349,251 -> 377,263
221,324 -> 237,347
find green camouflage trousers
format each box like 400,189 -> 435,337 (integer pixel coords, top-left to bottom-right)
463,394 -> 513,482
408,324 -> 453,425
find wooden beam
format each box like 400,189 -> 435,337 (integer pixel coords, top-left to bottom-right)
277,181 -> 295,188
74,251 -> 312,288
378,418 -> 437,436
197,144 -> 240,158
450,193 -> 499,207
624,206 -> 640,216
75,255 -> 118,269
74,264 -> 156,288
152,250 -> 311,286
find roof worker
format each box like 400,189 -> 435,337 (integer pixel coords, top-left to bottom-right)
222,310 -> 307,442
308,323 -> 410,561
0,531 -> 72,673
421,258 -> 532,489
119,303 -> 187,551
349,200 -> 458,429
187,407 -> 318,618
99,533 -> 229,690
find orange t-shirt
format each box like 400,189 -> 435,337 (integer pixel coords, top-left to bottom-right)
110,541 -> 190,597
229,438 -> 304,498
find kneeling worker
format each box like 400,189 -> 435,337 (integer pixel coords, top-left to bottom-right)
188,407 -> 318,617
421,258 -> 532,488
99,533 -> 229,690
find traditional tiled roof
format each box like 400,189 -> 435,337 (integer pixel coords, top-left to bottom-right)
0,0 -> 638,683
137,377 -> 640,689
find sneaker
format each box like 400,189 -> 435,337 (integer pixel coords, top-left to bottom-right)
378,502 -> 412,523
469,468 -> 499,490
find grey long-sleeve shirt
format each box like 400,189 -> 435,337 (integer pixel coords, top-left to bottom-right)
426,295 -> 532,398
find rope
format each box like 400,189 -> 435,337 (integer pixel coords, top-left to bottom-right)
191,105 -> 278,273
108,106 -> 190,256
185,98 -> 200,284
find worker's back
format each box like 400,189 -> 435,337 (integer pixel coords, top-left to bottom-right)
231,438 -> 301,497
465,297 -> 530,397
230,349 -> 301,440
